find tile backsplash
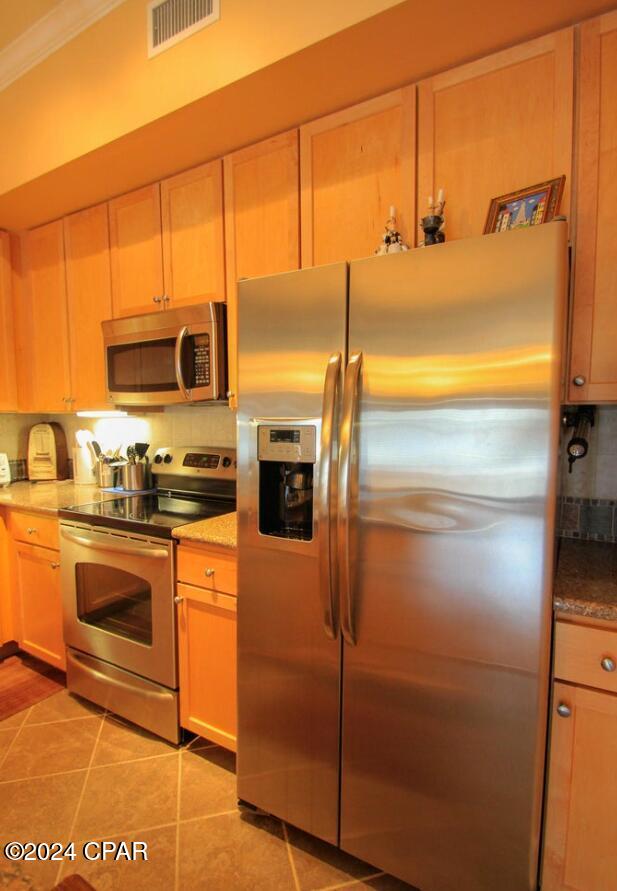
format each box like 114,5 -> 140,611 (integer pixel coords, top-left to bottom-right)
0,405 -> 236,466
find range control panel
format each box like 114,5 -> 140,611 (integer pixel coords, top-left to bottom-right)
152,446 -> 236,479
258,425 -> 316,463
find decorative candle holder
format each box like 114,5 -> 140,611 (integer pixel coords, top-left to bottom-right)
420,190 -> 446,246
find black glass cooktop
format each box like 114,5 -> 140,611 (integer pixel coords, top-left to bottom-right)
59,492 -> 233,540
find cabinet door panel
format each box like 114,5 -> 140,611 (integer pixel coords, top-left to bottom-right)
224,130 -> 300,406
161,160 -> 225,309
0,232 -> 17,411
64,203 -> 113,411
24,221 -> 72,413
543,682 -> 617,890
109,184 -> 164,318
418,29 -> 573,242
301,88 -> 416,266
177,582 -> 237,751
569,12 -> 617,402
15,543 -> 64,670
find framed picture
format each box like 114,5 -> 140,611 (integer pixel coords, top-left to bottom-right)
484,176 -> 565,234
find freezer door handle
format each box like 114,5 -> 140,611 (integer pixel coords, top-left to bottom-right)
338,350 -> 362,646
318,352 -> 342,639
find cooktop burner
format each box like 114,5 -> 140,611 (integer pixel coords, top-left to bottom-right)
59,446 -> 236,540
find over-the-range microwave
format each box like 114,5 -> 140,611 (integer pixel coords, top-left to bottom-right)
102,303 -> 228,406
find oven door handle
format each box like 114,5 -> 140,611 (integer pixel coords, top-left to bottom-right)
61,529 -> 170,560
174,326 -> 190,400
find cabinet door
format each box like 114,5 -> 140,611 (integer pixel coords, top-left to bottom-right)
64,203 -> 113,411
109,184 -> 164,317
15,542 -> 64,670
177,582 -> 237,751
0,232 -> 17,411
161,160 -> 225,309
300,88 -> 416,267
418,29 -> 573,241
24,221 -> 72,413
543,682 -> 617,890
569,12 -> 617,402
224,130 -> 300,406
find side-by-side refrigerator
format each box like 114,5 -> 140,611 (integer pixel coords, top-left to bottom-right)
236,223 -> 568,891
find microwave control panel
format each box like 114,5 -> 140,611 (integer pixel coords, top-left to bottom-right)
192,334 -> 211,388
258,425 -> 316,463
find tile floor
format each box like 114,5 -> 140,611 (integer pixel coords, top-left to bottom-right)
0,688 -> 415,890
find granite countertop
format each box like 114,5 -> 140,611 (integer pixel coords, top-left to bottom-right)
0,480 -> 123,516
172,511 -> 237,549
554,538 -> 617,622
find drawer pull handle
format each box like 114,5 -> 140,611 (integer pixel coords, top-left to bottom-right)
557,703 -> 571,718
174,595 -> 183,605
50,562 -> 60,569
205,568 -> 215,577
601,657 -> 616,673
27,527 -> 37,535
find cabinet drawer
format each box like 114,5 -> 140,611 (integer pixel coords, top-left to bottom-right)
9,511 -> 59,549
554,620 -> 617,694
177,545 -> 237,596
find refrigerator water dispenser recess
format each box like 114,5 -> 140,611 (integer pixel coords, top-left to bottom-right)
258,425 -> 316,541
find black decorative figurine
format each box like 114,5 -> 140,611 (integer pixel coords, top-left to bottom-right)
420,190 -> 446,246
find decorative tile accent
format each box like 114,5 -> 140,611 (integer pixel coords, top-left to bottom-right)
557,496 -> 617,542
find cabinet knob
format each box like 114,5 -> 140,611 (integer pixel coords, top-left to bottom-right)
50,562 -> 60,570
162,294 -> 171,305
26,527 -> 37,535
557,703 -> 572,718
153,295 -> 162,304
226,391 -> 235,400
174,595 -> 183,605
601,656 -> 616,673
205,568 -> 215,577
572,375 -> 586,387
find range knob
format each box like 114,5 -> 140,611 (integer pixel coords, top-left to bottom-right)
164,454 -> 173,464
222,457 -> 231,468
154,454 -> 163,464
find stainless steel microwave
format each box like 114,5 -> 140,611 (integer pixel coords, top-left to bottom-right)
102,303 -> 227,406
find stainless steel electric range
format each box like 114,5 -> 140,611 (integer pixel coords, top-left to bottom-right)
58,446 -> 236,743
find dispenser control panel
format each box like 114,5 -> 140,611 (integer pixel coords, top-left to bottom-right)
258,425 -> 316,463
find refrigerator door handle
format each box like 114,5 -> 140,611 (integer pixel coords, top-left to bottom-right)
318,352 -> 342,640
338,350 -> 362,647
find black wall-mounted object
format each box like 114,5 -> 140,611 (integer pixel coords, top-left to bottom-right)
562,406 -> 595,473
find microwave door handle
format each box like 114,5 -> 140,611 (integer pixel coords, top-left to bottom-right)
174,326 -> 190,400
318,352 -> 342,640
338,351 -> 362,647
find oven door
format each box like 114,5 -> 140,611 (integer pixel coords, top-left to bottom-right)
105,321 -> 222,406
60,523 -> 177,688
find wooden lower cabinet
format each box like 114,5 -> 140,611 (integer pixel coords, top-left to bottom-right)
14,541 -> 65,670
543,624 -> 617,890
176,542 -> 237,751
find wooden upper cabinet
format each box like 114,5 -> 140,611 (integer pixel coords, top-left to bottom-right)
569,12 -> 617,403
0,233 -> 17,412
418,29 -> 574,242
300,88 -> 416,267
109,184 -> 164,318
224,130 -> 300,405
23,221 -> 72,413
543,680 -> 617,890
161,160 -> 225,309
64,204 -> 113,411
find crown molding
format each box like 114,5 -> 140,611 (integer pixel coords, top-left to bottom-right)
0,0 -> 127,93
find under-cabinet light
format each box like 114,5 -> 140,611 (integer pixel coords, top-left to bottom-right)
76,410 -> 128,418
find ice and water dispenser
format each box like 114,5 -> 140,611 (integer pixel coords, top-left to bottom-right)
258,424 -> 316,541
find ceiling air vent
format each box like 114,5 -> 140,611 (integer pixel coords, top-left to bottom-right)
148,0 -> 220,57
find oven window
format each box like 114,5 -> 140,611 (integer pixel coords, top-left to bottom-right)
75,563 -> 153,646
107,338 -> 179,393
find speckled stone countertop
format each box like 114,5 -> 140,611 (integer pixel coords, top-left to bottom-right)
554,539 -> 617,622
172,511 -> 237,549
0,480 -> 123,516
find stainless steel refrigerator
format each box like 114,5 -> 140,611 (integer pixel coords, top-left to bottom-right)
236,223 -> 568,891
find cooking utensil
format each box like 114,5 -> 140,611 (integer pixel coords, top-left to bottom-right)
126,445 -> 136,464
135,443 -> 149,462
